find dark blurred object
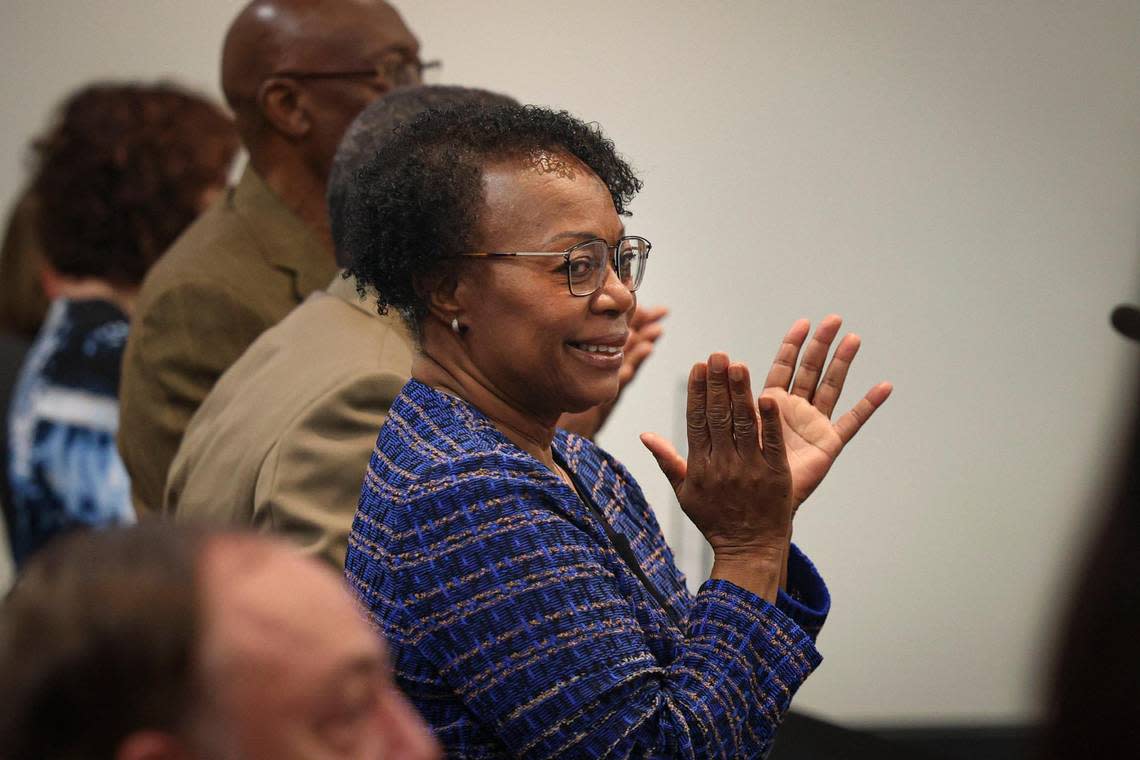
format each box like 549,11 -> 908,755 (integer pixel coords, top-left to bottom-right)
873,723 -> 1033,760
0,191 -> 49,339
0,333 -> 30,539
1037,353 -> 1140,755
772,712 -> 1033,760
770,712 -> 943,760
1110,304 -> 1140,342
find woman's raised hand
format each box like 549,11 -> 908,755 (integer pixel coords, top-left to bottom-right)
761,315 -> 892,507
641,353 -> 794,599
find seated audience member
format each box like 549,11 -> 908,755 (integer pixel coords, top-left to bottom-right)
1038,307 -> 1140,758
118,0 -> 426,516
165,85 -> 665,569
342,103 -> 893,757
0,524 -> 441,759
5,84 -> 238,567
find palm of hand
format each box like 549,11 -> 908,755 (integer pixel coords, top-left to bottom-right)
761,388 -> 843,506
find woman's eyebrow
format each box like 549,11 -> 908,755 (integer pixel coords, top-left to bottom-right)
542,230 -> 599,246
543,228 -> 628,247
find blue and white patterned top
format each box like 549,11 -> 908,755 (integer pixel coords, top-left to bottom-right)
6,298 -> 135,566
346,379 -> 830,759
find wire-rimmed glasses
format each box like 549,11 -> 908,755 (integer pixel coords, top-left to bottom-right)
271,58 -> 442,89
459,236 -> 651,297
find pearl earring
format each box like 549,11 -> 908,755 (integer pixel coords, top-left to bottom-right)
451,317 -> 461,334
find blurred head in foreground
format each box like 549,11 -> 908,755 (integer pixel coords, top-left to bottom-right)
0,525 -> 440,760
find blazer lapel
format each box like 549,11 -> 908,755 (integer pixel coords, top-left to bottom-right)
230,167 -> 337,302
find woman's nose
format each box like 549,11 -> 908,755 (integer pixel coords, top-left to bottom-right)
592,263 -> 636,314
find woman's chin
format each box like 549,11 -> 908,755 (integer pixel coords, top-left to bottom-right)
560,381 -> 620,415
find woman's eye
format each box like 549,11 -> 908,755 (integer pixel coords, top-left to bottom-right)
567,257 -> 595,280
617,251 -> 635,275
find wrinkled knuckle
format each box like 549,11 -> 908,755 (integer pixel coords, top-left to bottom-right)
706,409 -> 732,429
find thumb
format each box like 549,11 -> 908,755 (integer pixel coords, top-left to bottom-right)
640,432 -> 687,493
757,396 -> 789,471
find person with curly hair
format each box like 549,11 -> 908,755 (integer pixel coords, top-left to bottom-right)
342,103 -> 894,758
5,83 -> 238,567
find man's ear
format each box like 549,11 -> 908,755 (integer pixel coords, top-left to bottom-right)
257,77 -> 311,139
115,730 -> 195,760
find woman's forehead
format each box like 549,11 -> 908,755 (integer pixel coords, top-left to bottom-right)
478,161 -> 619,244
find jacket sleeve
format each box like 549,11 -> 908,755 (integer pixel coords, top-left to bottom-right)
356,469 -> 823,760
254,370 -> 405,570
118,281 -> 268,515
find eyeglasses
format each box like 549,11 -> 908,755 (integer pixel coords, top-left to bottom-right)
460,236 -> 651,297
272,58 -> 441,89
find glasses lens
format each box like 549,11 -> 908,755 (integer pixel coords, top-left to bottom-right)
568,241 -> 606,296
617,237 -> 649,291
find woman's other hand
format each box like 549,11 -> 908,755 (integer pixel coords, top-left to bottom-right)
641,353 -> 791,601
762,315 -> 893,507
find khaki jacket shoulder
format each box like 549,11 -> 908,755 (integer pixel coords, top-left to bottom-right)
166,274 -> 413,569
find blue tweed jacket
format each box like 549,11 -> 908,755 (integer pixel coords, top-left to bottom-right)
346,379 -> 830,759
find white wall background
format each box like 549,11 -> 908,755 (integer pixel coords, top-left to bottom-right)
2,0 -> 1138,726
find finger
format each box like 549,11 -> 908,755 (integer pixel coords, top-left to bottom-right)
629,304 -> 669,331
763,318 -> 810,390
705,352 -> 734,453
685,362 -> 711,458
757,395 -> 789,471
813,333 -> 861,418
640,432 -> 688,493
728,363 -> 760,456
790,314 -> 842,401
630,320 -> 665,346
833,381 -> 893,445
617,340 -> 655,386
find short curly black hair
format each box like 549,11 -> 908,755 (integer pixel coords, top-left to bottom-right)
341,104 -> 642,332
328,86 -> 518,268
32,82 -> 238,287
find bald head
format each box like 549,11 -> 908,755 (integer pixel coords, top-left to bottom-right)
197,534 -> 441,759
221,0 -> 419,179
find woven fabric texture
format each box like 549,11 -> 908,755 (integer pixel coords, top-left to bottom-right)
347,379 -> 830,759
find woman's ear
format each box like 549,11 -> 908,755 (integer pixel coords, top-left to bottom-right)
417,267 -> 464,328
257,77 -> 311,139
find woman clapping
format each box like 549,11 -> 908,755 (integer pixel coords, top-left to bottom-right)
342,103 -> 890,759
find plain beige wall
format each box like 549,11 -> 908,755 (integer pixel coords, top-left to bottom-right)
3,0 -> 1139,725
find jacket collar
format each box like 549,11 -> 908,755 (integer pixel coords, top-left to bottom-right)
230,166 -> 336,302
325,272 -> 416,347
325,270 -> 380,317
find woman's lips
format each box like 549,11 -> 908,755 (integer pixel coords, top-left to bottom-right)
566,338 -> 625,367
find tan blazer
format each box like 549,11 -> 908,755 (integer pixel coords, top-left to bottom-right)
164,274 -> 414,569
118,167 -> 336,515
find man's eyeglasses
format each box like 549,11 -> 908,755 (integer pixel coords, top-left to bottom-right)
459,236 -> 651,297
272,58 -> 441,89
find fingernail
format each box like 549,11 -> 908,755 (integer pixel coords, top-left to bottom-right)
709,354 -> 728,371
728,366 -> 743,382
